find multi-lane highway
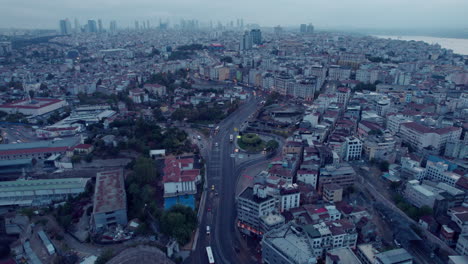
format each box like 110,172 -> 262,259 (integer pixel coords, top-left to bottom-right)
188,94 -> 268,264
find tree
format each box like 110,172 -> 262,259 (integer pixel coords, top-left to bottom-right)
71,155 -> 82,164
84,154 -> 93,163
265,140 -> 279,151
221,56 -> 233,63
133,157 -> 158,185
160,205 -> 197,245
95,249 -> 114,264
418,206 -> 433,218
379,161 -> 390,171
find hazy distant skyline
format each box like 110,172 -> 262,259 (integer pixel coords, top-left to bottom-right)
1,0 -> 468,30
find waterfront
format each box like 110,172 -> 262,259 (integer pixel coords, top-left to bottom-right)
375,35 -> 468,55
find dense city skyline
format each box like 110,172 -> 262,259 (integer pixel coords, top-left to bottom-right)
1,0 -> 468,29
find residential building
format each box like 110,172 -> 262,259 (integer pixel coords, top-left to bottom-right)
297,169 -> 319,189
92,170 -> 128,230
129,88 -> 149,104
280,185 -> 301,212
0,178 -> 89,207
362,133 -> 397,162
326,247 -> 362,264
162,157 -> 200,209
237,185 -> 277,236
323,183 -> 343,203
343,137 -> 362,161
455,234 -> 468,256
425,160 -> 461,186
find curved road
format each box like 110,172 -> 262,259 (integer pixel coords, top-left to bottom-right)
187,94 -> 267,264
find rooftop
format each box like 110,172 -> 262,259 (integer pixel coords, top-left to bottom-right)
375,248 -> 413,264
239,186 -> 274,204
0,178 -> 89,194
263,224 -> 316,263
0,137 -> 81,152
93,169 -> 127,214
0,98 -> 64,109
327,247 -> 362,264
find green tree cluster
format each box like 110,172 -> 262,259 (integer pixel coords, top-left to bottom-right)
171,103 -> 226,123
125,157 -> 160,219
160,205 -> 197,245
393,194 -> 433,220
354,82 -> 377,92
177,44 -> 205,51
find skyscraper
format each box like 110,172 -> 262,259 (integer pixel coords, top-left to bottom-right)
87,20 -> 98,33
98,19 -> 103,33
300,23 -> 314,34
59,19 -> 72,35
240,31 -> 253,51
300,24 -> 307,33
74,18 -> 80,33
110,20 -> 117,33
250,29 -> 262,45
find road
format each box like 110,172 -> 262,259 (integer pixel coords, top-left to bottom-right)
187,94 -> 267,264
355,172 -> 457,258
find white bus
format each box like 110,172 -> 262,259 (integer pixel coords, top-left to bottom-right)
206,246 -> 215,264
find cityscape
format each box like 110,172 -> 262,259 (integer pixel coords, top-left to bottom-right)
0,5 -> 468,264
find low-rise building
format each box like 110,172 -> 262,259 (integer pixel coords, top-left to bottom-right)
162,157 -> 200,209
326,247 -> 362,264
455,234 -> 468,256
374,248 -> 413,264
323,183 -> 343,203
262,224 -> 318,264
0,98 -> 67,116
425,160 -> 461,186
0,178 -> 89,206
92,169 -> 128,231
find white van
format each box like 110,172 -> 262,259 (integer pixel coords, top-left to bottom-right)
206,225 -> 210,235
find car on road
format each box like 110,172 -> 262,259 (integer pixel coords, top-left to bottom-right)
207,207 -> 211,212
211,185 -> 215,191
206,225 -> 210,235
215,142 -> 218,147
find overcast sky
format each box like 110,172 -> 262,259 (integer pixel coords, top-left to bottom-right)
1,0 -> 467,30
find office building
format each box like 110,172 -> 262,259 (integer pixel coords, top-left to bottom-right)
98,19 -> 103,32
92,169 -> 128,230
87,20 -> 98,33
59,19 -> 72,35
399,122 -> 461,154
250,29 -> 262,45
110,20 -> 117,33
237,185 -> 277,236
0,178 -> 89,206
318,163 -> 356,191
404,180 -> 442,209
240,31 -> 253,51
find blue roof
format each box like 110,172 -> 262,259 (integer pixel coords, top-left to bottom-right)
427,155 -> 457,171
164,195 -> 195,210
